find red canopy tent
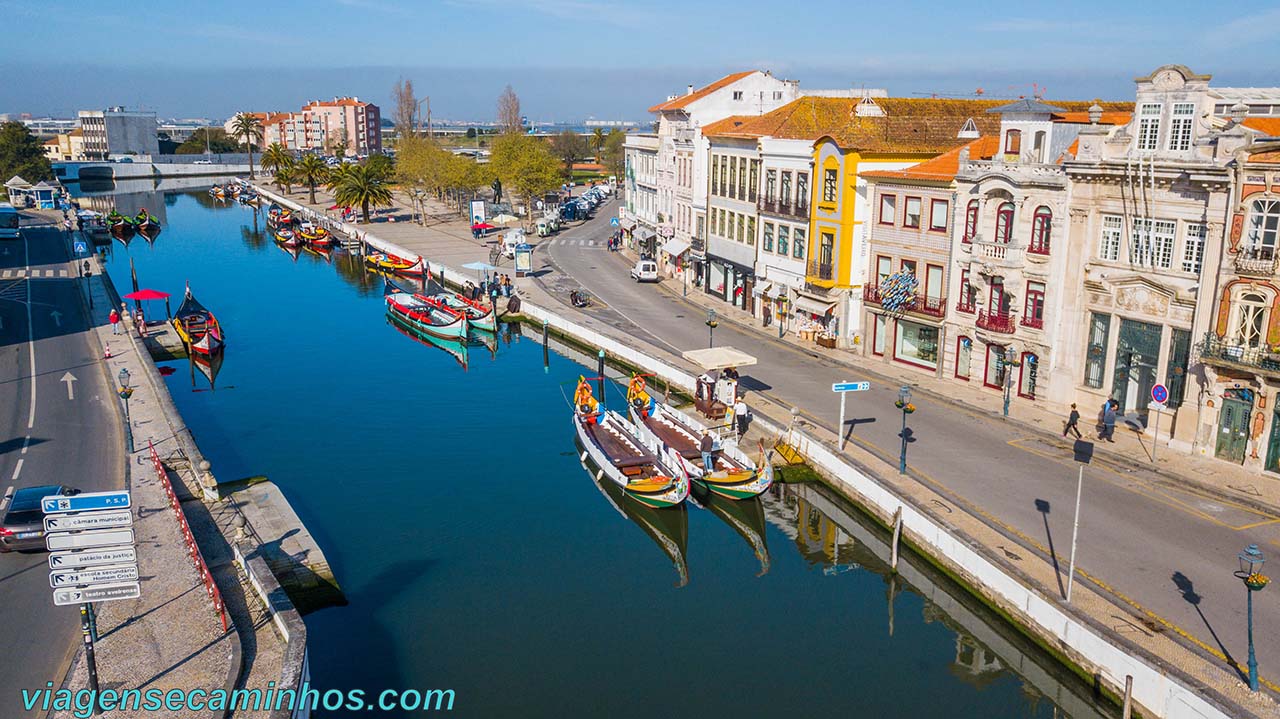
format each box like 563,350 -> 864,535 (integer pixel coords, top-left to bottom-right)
123,288 -> 172,319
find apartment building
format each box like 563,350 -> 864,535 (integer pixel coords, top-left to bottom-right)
78,107 -> 159,160
233,97 -> 382,156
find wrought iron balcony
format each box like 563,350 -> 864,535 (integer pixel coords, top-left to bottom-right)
758,197 -> 808,219
1234,248 -> 1278,277
1020,314 -> 1045,330
976,310 -> 1016,333
1197,334 -> 1280,377
807,261 -> 834,281
862,284 -> 946,318
955,296 -> 976,314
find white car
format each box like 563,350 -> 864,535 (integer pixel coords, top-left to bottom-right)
193,159 -> 213,165
630,260 -> 659,282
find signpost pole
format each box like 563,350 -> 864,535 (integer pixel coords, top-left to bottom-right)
1066,463 -> 1084,603
80,603 -> 100,716
838,391 -> 847,451
1151,407 -> 1160,463
1148,384 -> 1169,465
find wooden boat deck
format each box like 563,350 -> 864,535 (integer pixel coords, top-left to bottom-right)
642,408 -> 744,472
584,417 -> 660,477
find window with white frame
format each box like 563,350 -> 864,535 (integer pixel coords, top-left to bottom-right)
1129,218 -> 1175,268
1100,214 -> 1122,261
793,228 -> 805,259
929,199 -> 948,231
777,225 -> 789,255
880,194 -> 896,225
1137,103 -> 1162,151
1230,291 -> 1270,348
763,222 -> 774,252
765,169 -> 777,202
904,197 -> 922,228
823,169 -> 837,202
1182,224 -> 1206,273
1246,199 -> 1280,259
1167,103 -> 1194,151
746,216 -> 755,246
733,91 -> 744,101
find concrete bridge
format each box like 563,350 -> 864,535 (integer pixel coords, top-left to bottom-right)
54,157 -> 251,183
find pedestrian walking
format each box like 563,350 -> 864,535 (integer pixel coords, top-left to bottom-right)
135,309 -> 147,338
733,395 -> 751,439
1098,400 -> 1117,442
109,308 -> 120,335
63,217 -> 73,235
700,431 -> 716,473
1063,403 -> 1082,439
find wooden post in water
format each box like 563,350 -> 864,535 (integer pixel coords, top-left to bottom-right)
890,506 -> 903,573
596,350 -> 606,406
542,320 -> 549,370
1121,676 -> 1133,719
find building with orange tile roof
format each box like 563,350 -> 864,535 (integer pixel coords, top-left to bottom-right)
231,97 -> 381,156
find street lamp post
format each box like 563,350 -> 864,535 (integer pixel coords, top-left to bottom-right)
118,368 -> 134,452
81,260 -> 93,310
706,309 -> 718,348
1236,543 -> 1270,692
895,386 -> 915,475
1002,346 -> 1018,417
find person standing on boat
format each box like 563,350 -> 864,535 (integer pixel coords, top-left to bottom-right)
700,432 -> 716,473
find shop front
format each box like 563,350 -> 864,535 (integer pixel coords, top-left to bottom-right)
705,257 -> 754,314
792,291 -> 840,348
892,317 -> 942,372
660,237 -> 691,280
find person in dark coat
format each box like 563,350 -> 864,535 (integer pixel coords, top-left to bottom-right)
1063,403 -> 1082,439
1098,400 -> 1117,442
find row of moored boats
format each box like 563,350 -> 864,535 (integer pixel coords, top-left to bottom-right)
107,209 -> 162,244
209,180 -> 259,205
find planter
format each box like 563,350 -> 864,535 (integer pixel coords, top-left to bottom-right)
816,335 -> 837,349
1245,573 -> 1270,591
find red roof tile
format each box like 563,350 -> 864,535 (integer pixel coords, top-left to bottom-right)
861,136 -> 1000,183
1244,117 -> 1280,137
648,71 -> 757,113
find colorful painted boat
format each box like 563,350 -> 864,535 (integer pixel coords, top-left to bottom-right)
135,210 -> 161,241
272,227 -> 302,247
385,290 -> 467,340
433,292 -> 496,332
386,313 -> 470,370
365,252 -> 426,277
590,459 -> 690,587
626,375 -> 770,500
298,221 -> 333,246
574,378 -> 688,509
172,285 -> 225,355
108,213 -> 135,244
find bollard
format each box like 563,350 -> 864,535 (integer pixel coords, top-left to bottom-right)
1121,675 -> 1133,719
596,350 -> 606,404
542,319 -> 549,370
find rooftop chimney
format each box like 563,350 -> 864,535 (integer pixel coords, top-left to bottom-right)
687,84 -> 694,96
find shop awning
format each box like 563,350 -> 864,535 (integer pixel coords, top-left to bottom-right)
661,237 -> 690,257
681,347 -> 758,370
636,228 -> 656,243
751,282 -> 773,297
793,294 -> 837,316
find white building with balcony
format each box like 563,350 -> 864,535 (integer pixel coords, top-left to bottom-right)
623,133 -> 660,246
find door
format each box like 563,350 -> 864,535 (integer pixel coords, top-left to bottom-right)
1216,398 -> 1251,464
1267,411 -> 1280,474
1111,319 -> 1162,415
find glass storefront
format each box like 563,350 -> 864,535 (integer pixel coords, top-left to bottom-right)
894,319 -> 939,370
708,262 -> 727,297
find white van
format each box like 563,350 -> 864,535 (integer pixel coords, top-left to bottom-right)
0,203 -> 20,240
630,260 -> 659,282
501,229 -> 528,258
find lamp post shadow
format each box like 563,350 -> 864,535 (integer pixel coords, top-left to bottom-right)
1171,571 -> 1247,682
1035,499 -> 1067,599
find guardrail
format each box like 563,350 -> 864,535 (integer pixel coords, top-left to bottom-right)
148,440 -> 228,633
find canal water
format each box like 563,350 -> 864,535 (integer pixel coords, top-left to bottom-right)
99,190 -> 1116,718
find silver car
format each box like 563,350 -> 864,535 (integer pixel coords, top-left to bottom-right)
0,485 -> 79,552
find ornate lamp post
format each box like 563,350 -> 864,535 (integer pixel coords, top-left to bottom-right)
895,385 -> 915,475
1002,346 -> 1019,417
706,309 -> 718,348
1236,543 -> 1269,691
118,368 -> 134,452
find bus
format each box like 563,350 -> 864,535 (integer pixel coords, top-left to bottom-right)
0,203 -> 19,240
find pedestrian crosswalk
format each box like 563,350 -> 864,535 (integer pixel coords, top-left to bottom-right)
545,238 -> 603,249
0,268 -> 70,279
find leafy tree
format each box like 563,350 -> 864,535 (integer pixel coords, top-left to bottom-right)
497,85 -> 522,135
332,163 -> 393,222
395,136 -> 451,196
465,127 -> 477,139
364,153 -> 394,181
260,143 -> 291,176
328,135 -> 349,159
490,134 -> 560,224
295,154 -> 330,205
601,129 -> 626,180
175,128 -> 239,154
230,113 -> 264,178
590,128 -> 606,162
550,130 -> 589,181
0,122 -> 52,181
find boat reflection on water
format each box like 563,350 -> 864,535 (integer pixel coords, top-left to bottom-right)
277,243 -> 302,262
302,244 -> 334,264
190,347 -> 225,391
583,442 -> 690,588
692,489 -> 770,576
386,313 -> 471,370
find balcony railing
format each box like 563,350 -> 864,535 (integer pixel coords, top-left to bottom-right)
1234,248 -> 1278,277
1197,334 -> 1280,376
758,197 -> 809,219
808,261 -> 834,281
955,296 -> 976,314
863,285 -> 946,318
690,237 -> 706,254
976,310 -> 1016,333
1020,314 -> 1045,330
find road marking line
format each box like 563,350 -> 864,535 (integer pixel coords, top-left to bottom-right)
11,458 -> 23,480
21,436 -> 30,454
25,234 -> 35,430
0,485 -> 12,512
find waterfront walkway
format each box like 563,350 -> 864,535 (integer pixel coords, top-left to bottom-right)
254,181 -> 1279,716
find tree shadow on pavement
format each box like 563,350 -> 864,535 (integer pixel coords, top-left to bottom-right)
1171,571 -> 1247,682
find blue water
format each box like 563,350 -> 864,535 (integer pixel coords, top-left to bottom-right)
102,191 -> 1113,718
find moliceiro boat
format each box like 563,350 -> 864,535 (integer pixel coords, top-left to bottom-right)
172,285 -> 225,355
298,221 -> 332,246
574,377 -> 689,509
626,375 -> 772,500
135,209 -> 161,241
433,292 -> 496,333
272,226 -> 302,247
107,211 -> 135,244
384,290 -> 467,340
366,252 -> 427,277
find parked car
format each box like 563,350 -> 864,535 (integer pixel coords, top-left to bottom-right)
0,485 -> 80,553
501,229 -> 529,258
630,260 -> 659,282
193,159 -> 213,165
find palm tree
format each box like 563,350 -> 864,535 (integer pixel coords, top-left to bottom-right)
295,155 -> 330,205
230,113 -> 265,179
273,162 -> 297,195
261,142 -> 290,177
331,163 -> 392,223
591,128 -> 606,163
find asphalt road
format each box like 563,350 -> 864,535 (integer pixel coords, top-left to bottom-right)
0,221 -> 122,717
540,205 -> 1280,693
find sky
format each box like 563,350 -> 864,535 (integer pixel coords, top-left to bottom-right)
3,0 -> 1279,122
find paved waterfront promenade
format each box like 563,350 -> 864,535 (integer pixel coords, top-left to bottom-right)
254,181 -> 1278,717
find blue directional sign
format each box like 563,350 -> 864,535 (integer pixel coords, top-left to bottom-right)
1151,383 -> 1169,405
832,381 -> 871,393
73,240 -> 88,256
610,217 -> 620,227
42,490 -> 131,515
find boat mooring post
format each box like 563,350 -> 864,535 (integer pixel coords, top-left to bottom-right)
890,506 -> 903,572
542,319 -> 549,372
596,350 -> 606,405
1121,675 -> 1133,719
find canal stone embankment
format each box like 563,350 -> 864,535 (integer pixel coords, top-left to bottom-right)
250,186 -> 1267,719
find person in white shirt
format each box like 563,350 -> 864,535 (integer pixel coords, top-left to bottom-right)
733,395 -> 751,439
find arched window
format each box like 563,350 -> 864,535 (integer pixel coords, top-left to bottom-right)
1005,129 -> 1021,155
963,199 -> 979,243
1029,206 -> 1052,255
1231,292 -> 1270,348
1246,199 -> 1280,260
995,202 -> 1014,244
955,336 -> 972,380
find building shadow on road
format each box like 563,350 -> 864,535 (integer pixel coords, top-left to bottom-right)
1171,571 -> 1247,682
